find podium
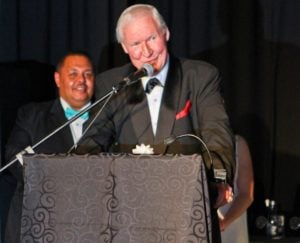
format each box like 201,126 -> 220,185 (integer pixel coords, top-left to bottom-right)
21,153 -> 212,243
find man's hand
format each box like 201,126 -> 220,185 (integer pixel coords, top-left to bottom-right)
214,183 -> 233,208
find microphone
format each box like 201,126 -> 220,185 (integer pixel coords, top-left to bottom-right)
113,63 -> 154,92
123,63 -> 154,85
164,134 -> 227,183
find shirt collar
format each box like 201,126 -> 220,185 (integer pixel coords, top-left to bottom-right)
60,97 -> 91,113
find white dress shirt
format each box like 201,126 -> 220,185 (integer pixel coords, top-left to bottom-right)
142,58 -> 169,135
60,98 -> 90,144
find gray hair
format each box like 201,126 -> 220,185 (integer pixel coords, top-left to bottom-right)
116,4 -> 168,43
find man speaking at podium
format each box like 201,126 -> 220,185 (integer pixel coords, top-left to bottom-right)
4,51 -> 95,243
77,4 -> 235,242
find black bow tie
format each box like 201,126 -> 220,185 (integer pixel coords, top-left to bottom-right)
145,78 -> 161,94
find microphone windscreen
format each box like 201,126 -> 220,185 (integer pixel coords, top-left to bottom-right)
143,63 -> 154,77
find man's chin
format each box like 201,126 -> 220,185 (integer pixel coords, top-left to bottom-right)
71,98 -> 90,108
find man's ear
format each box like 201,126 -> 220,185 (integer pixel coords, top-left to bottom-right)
121,43 -> 128,54
165,28 -> 170,41
54,72 -> 60,88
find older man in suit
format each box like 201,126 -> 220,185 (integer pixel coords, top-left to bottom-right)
4,51 -> 95,243
78,4 -> 235,243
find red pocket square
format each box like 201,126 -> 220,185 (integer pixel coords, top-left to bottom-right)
176,100 -> 191,120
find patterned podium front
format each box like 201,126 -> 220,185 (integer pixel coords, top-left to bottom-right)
21,153 -> 211,243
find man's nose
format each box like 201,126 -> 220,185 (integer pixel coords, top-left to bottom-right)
77,73 -> 87,83
141,42 -> 152,57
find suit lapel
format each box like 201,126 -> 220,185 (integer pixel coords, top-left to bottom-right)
49,99 -> 75,150
83,102 -> 98,131
154,57 -> 182,152
127,81 -> 155,144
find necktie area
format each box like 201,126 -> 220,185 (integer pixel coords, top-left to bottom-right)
64,107 -> 89,120
145,78 -> 161,94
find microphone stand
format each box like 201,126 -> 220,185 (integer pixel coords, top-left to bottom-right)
0,83 -> 126,173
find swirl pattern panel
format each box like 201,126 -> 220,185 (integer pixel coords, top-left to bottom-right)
21,153 -> 211,243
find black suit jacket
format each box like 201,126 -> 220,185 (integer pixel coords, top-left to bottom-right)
79,56 -> 235,185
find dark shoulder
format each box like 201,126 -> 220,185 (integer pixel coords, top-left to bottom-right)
95,63 -> 135,99
17,100 -> 57,119
96,63 -> 133,83
179,58 -> 219,74
173,58 -> 220,87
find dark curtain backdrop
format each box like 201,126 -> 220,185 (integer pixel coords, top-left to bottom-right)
1,0 -> 300,238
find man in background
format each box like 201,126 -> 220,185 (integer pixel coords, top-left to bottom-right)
4,51 -> 95,243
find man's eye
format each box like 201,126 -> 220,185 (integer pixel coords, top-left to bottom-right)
84,72 -> 93,79
131,42 -> 140,47
69,72 -> 78,78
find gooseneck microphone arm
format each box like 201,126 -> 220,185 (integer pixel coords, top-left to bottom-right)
164,133 -> 213,167
164,133 -> 227,183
